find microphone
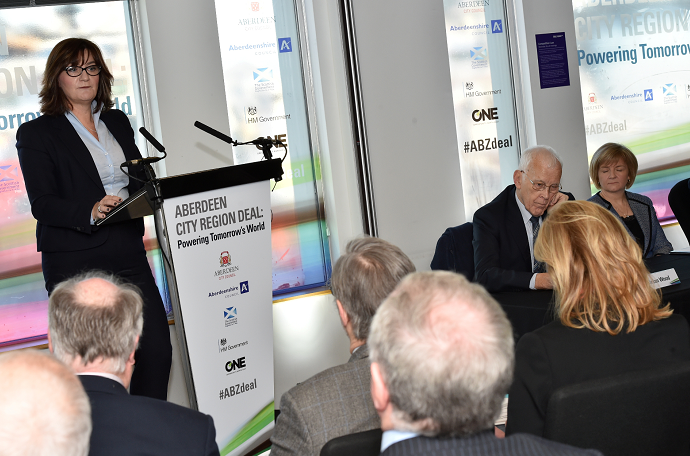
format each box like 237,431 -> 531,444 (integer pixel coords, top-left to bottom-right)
139,127 -> 166,152
194,121 -> 235,145
122,127 -> 166,167
251,136 -> 284,147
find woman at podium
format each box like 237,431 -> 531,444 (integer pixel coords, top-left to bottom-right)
16,38 -> 172,400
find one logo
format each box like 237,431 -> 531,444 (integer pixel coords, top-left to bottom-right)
466,82 -> 474,90
470,46 -> 487,60
253,67 -> 273,82
663,83 -> 676,97
240,281 -> 249,294
224,307 -> 237,320
0,26 -> 7,56
247,106 -> 257,115
0,165 -> 19,182
225,357 -> 247,374
251,2 -> 259,12
471,107 -> 499,122
644,89 -> 653,101
278,37 -> 292,53
220,251 -> 231,267
588,93 -> 596,103
491,20 -> 503,33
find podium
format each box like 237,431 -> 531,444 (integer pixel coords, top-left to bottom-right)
99,159 -> 283,456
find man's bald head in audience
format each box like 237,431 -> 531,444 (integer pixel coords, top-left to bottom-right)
0,350 -> 92,456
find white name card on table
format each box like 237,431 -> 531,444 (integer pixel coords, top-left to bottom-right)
649,268 -> 680,289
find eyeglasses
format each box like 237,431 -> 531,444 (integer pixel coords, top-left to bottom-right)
64,65 -> 102,77
521,170 -> 562,193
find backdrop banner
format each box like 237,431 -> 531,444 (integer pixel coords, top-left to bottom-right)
163,180 -> 274,456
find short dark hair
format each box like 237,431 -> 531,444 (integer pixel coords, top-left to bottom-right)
39,38 -> 114,116
330,237 -> 415,340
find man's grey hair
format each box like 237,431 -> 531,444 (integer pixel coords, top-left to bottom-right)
0,350 -> 92,456
369,271 -> 514,437
49,271 -> 144,374
518,145 -> 562,171
331,237 -> 416,340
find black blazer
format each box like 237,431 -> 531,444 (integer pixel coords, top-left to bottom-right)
382,431 -> 601,456
506,314 -> 690,437
80,375 -> 220,456
16,110 -> 145,253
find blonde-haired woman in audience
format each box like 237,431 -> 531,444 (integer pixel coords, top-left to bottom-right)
505,200 -> 690,437
588,142 -> 672,257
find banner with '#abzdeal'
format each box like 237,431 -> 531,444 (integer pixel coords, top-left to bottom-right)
164,180 -> 274,456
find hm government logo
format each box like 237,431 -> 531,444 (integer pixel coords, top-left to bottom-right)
663,83 -> 677,104
253,68 -> 275,92
224,307 -> 238,327
278,37 -> 292,53
470,47 -> 488,69
219,339 -> 249,353
491,20 -> 503,33
465,82 -> 474,91
686,84 -> 690,99
225,356 -> 247,375
247,106 -> 257,116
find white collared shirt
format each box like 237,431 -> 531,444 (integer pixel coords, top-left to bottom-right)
514,191 -> 540,290
77,371 -> 126,387
380,430 -> 419,453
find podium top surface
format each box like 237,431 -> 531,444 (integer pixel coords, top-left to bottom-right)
159,159 -> 283,199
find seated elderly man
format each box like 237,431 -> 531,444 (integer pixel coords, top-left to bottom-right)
0,350 -> 92,456
473,146 -> 573,292
369,271 -> 602,456
271,237 -> 416,456
48,271 -> 220,456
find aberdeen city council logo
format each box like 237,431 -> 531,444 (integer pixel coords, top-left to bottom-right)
220,251 -> 231,267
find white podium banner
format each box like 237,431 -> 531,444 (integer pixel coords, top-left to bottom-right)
164,180 -> 274,455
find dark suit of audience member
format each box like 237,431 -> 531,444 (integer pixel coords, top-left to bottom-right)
81,375 -> 218,456
369,271 -> 600,456
48,271 -> 220,456
473,146 -> 572,292
271,237 -> 415,456
506,201 -> 690,437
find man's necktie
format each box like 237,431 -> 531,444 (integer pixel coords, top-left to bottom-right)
530,216 -> 545,273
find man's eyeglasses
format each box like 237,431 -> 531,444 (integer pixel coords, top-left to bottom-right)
64,65 -> 102,77
521,170 -> 562,193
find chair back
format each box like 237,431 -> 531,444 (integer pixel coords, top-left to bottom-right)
319,428 -> 382,456
430,222 -> 474,280
544,361 -> 690,456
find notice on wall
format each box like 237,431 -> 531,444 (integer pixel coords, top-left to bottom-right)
536,32 -> 571,89
164,180 -> 274,456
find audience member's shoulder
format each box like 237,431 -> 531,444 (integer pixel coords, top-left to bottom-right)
283,356 -> 370,403
473,185 -> 513,219
133,394 -> 213,424
507,433 -> 603,455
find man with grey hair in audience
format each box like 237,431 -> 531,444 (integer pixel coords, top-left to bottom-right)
271,237 -> 416,456
473,145 -> 574,292
369,271 -> 601,456
48,271 -> 220,456
0,349 -> 92,456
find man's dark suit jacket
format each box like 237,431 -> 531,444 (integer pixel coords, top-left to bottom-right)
382,431 -> 602,455
16,110 -> 145,253
80,375 -> 220,456
506,314 -> 690,437
472,185 -> 573,292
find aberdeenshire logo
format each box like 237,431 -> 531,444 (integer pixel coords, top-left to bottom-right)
224,307 -> 238,327
491,20 -> 503,33
278,37 -> 292,53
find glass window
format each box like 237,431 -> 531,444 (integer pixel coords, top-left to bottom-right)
213,0 -> 330,294
0,1 -> 168,350
573,0 -> 690,222
441,0 -> 521,218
